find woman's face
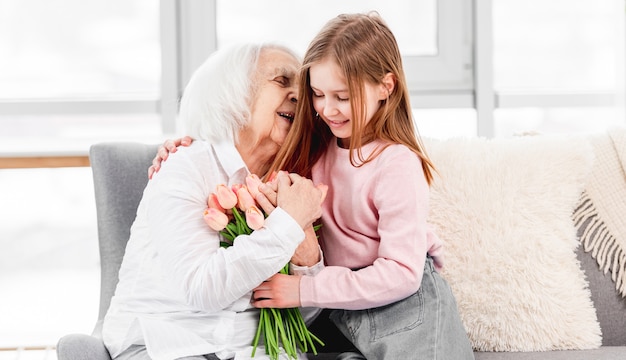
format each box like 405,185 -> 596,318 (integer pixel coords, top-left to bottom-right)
310,58 -> 384,147
247,48 -> 299,149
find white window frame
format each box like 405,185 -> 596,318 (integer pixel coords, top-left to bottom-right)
162,0 -> 626,137
2,0 -> 621,143
0,0 -> 475,138
167,0 -> 475,133
474,0 -> 626,137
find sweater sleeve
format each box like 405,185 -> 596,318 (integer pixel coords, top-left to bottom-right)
300,147 -> 432,310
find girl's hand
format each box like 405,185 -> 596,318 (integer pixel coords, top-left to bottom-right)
252,273 -> 302,308
148,136 -> 194,179
290,225 -> 321,267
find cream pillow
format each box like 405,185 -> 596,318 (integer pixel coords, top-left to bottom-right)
425,135 -> 601,351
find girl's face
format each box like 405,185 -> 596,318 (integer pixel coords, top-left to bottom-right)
310,58 -> 386,148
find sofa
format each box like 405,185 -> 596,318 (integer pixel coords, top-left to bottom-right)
57,130 -> 626,360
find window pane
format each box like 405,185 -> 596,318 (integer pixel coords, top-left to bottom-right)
216,0 -> 437,56
0,167 -> 99,349
494,107 -> 625,137
0,114 -> 162,153
414,108 -> 477,139
0,0 -> 160,99
493,0 -> 621,92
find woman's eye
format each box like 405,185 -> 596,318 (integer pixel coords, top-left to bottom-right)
274,76 -> 289,86
313,93 -> 323,98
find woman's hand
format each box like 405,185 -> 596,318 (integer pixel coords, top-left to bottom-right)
254,173 -> 323,266
261,172 -> 326,229
252,273 -> 302,308
256,172 -> 327,219
148,136 -> 194,179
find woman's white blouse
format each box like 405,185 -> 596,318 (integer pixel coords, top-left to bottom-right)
102,140 -> 321,360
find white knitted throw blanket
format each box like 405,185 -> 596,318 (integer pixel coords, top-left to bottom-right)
573,127 -> 626,297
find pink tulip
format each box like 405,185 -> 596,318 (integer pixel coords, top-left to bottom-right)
203,208 -> 229,231
266,170 -> 286,188
236,186 -> 256,211
246,205 -> 265,230
245,174 -> 264,198
266,171 -> 278,183
216,184 -> 238,209
231,183 -> 244,193
207,193 -> 225,211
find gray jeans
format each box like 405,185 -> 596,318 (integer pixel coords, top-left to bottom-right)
114,344 -> 220,360
329,257 -> 474,359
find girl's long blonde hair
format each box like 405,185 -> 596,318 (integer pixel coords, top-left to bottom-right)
270,12 -> 436,184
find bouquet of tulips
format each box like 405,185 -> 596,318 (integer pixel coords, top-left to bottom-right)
203,174 -> 324,360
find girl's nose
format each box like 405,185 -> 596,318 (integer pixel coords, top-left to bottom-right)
323,99 -> 339,117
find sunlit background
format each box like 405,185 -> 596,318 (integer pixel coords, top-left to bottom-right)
0,0 -> 624,358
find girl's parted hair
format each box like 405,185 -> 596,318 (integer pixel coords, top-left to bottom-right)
178,42 -> 297,144
270,12 -> 436,184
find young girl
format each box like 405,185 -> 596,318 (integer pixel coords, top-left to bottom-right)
252,13 -> 474,359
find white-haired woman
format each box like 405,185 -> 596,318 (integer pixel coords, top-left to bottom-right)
102,43 -> 326,360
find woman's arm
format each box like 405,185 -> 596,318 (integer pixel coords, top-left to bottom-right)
147,146 -> 325,312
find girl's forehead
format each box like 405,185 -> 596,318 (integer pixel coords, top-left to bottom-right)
309,59 -> 347,87
309,65 -> 349,93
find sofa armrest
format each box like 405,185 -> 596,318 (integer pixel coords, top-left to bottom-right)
56,333 -> 112,360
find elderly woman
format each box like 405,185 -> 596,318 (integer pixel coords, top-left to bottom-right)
102,43 -> 326,360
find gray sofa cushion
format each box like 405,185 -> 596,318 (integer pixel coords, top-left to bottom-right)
57,333 -> 111,360
577,241 -> 626,346
474,346 -> 626,360
89,142 -> 158,322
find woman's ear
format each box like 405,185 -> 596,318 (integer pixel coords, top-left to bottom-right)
378,72 -> 396,100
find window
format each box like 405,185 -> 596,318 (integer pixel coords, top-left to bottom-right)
0,1 -> 160,99
491,0 -> 625,137
0,0 -> 162,157
217,1 -> 438,57
182,0 -> 473,106
176,0 -> 475,137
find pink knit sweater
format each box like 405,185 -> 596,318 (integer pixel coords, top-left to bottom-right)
299,139 -> 444,310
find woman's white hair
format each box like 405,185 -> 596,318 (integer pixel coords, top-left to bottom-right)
177,42 -> 297,143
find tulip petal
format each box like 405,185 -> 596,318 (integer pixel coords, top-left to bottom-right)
266,171 -> 278,183
216,184 -> 238,209
236,186 -> 256,211
245,174 -> 264,198
207,193 -> 225,211
203,208 -> 229,231
231,183 -> 244,194
246,205 -> 265,230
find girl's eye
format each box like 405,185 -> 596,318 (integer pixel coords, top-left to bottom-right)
337,96 -> 349,102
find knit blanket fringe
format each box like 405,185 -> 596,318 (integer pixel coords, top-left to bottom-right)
573,191 -> 626,297
572,128 -> 626,298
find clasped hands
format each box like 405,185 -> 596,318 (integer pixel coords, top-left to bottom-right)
252,171 -> 326,309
